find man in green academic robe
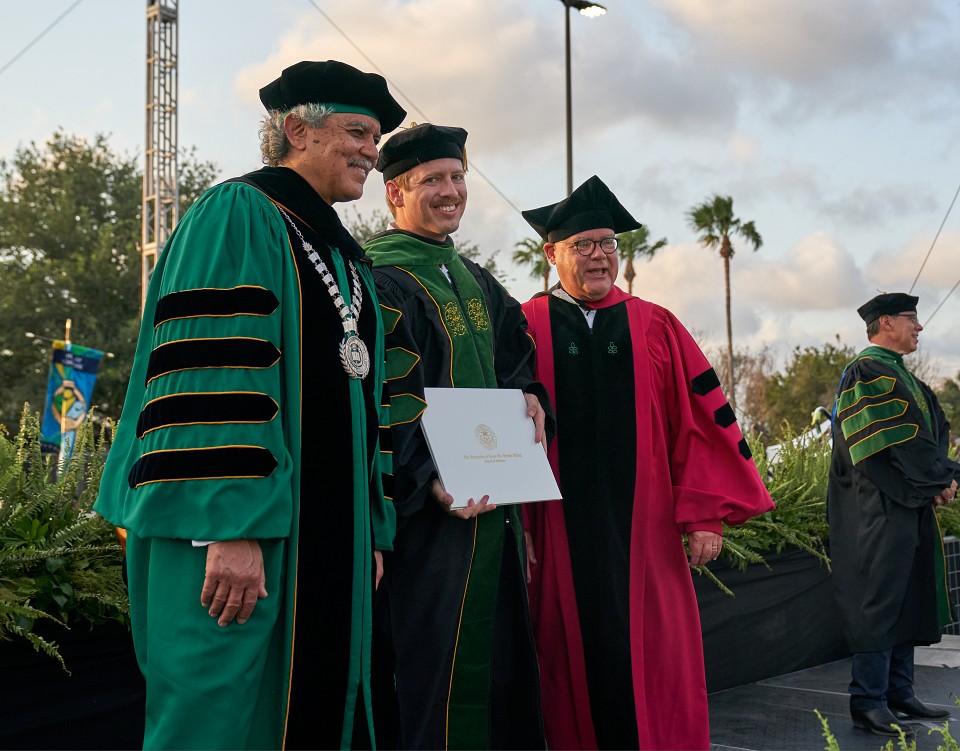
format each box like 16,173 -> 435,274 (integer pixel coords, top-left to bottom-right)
95,61 -> 405,750
362,123 -> 548,750
828,292 -> 959,738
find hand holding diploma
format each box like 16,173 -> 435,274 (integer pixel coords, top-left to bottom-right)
432,479 -> 497,519
421,388 -> 561,509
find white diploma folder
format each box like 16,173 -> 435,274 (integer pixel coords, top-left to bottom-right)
421,387 -> 562,509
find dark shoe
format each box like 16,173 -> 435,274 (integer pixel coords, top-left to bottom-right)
889,695 -> 951,720
851,707 -> 916,737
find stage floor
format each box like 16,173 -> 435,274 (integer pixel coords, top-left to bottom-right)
709,636 -> 960,750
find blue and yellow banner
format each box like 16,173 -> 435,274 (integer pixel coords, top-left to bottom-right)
40,341 -> 105,458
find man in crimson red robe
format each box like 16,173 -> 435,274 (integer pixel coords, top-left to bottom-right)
520,176 -> 774,750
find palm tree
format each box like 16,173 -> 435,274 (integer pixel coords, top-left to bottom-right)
686,195 -> 762,411
512,237 -> 552,292
617,226 -> 667,294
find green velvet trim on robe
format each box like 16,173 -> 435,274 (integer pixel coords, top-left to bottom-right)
364,230 -> 506,749
365,232 -> 497,389
837,345 -> 951,629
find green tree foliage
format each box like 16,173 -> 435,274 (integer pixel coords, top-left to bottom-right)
340,206 -> 507,282
0,131 -> 218,433
686,195 -> 762,412
762,342 -> 856,438
722,345 -> 775,436
936,371 -> 960,434
512,237 -> 551,292
341,206 -> 391,245
458,241 -> 507,285
617,226 -> 667,294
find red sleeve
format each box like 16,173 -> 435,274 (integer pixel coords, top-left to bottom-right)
646,307 -> 773,532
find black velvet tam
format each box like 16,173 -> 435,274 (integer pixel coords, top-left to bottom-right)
259,60 -> 406,132
376,123 -> 468,181
857,292 -> 919,323
521,175 -> 642,243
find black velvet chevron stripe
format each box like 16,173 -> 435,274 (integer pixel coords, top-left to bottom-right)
714,403 -> 737,428
382,473 -> 394,502
136,392 -> 279,438
146,338 -> 280,385
691,367 -> 721,396
128,446 -> 278,488
154,287 -> 279,327
378,424 -> 392,453
738,437 -> 753,460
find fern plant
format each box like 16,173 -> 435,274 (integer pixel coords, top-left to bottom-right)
693,423 -> 832,593
0,406 -> 128,669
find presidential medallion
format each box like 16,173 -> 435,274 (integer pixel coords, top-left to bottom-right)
340,334 -> 370,379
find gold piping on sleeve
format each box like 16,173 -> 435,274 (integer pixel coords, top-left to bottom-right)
837,374 -> 897,414
386,346 -> 420,380
396,268 -> 456,387
848,424 -> 919,461
839,398 -> 909,438
145,337 -> 281,386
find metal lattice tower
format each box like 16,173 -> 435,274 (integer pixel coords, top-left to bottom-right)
142,0 -> 179,312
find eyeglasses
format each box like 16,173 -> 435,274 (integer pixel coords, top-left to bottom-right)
563,237 -> 618,256
889,314 -> 920,325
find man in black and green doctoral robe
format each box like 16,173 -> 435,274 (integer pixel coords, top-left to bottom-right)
362,123 -> 547,749
829,292 -> 959,738
95,61 -> 405,749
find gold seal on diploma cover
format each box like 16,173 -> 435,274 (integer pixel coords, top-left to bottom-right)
475,423 -> 497,451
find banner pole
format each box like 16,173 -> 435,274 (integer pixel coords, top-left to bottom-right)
58,319 -> 73,471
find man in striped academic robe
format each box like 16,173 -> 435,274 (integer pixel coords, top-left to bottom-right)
95,60 -> 404,749
829,292 -> 958,738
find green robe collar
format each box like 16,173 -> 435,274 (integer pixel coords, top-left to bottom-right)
365,228 -> 457,268
856,345 -> 931,429
364,229 -> 497,388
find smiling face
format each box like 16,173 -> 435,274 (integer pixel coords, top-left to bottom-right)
877,311 -> 923,354
544,227 -> 619,302
284,112 -> 381,205
387,158 -> 467,242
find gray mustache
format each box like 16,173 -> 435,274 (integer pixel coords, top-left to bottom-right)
349,158 -> 374,171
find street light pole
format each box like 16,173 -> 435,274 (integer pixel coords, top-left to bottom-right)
559,0 -> 607,197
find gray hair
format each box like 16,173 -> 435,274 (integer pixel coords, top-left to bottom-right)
866,318 -> 881,338
259,103 -> 336,166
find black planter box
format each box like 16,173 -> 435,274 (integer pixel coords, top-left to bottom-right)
0,620 -> 145,749
696,548 -> 849,693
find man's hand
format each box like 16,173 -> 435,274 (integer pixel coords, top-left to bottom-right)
201,539 -> 268,626
936,479 -> 958,506
687,530 -> 723,568
432,478 -> 496,519
524,530 -> 537,584
375,550 -> 384,590
524,393 -> 547,453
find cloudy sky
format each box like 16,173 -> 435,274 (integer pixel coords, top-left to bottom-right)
4,0 -> 960,383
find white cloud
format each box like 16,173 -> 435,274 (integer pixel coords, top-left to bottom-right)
624,242 -> 729,338
232,0 -> 557,156
740,232 -> 869,310
728,133 -> 760,162
651,0 -> 928,82
866,229 -> 960,293
6,0 -> 959,378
